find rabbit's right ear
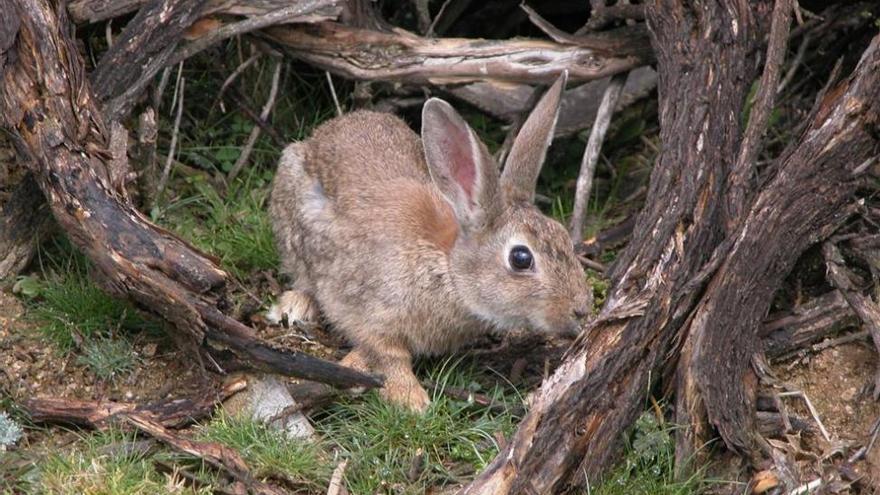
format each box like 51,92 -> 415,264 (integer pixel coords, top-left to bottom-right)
422,98 -> 501,231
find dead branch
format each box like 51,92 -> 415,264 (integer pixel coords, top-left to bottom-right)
90,0 -> 208,121
449,67 -> 657,138
27,380 -> 244,429
265,21 -> 651,85
823,242 -> 880,398
68,0 -> 341,24
726,0 -> 792,226
124,413 -> 286,495
0,0 -> 380,390
104,0 -> 340,121
570,72 -> 627,242
762,290 -> 857,359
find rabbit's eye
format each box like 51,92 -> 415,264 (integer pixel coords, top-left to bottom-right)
509,245 -> 534,271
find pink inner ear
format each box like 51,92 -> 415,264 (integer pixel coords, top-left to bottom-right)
441,121 -> 477,201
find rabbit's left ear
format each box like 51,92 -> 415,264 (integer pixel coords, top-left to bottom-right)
422,98 -> 501,231
501,72 -> 567,204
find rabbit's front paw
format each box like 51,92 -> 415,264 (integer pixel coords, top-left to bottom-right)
266,290 -> 319,325
381,374 -> 431,413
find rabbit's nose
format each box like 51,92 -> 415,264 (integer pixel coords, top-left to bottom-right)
573,308 -> 589,319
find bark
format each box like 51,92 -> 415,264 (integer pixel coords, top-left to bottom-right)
761,290 -> 857,359
91,0 -> 209,120
265,21 -> 651,85
676,33 -> 880,463
0,175 -> 52,279
0,0 -> 379,390
462,2 -> 768,492
68,0 -> 340,24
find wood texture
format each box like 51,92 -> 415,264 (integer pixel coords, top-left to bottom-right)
266,21 -> 651,85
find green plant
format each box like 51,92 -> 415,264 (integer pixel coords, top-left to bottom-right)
196,411 -> 329,490
589,412 -> 711,495
25,242 -> 160,352
34,429 -> 211,495
316,359 -> 521,494
154,172 -> 278,278
76,338 -> 138,381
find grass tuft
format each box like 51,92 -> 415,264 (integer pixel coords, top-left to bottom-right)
15,240 -> 158,382
35,429 -> 210,495
316,359 -> 520,494
196,411 -> 330,490
590,412 -> 710,495
154,172 -> 278,278
76,338 -> 138,381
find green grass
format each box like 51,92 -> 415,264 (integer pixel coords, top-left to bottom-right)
589,413 -> 712,495
21,243 -> 159,354
315,359 -> 521,494
32,429 -> 212,495
76,338 -> 138,381
195,411 -> 330,491
153,172 -> 279,278
14,241 -> 158,381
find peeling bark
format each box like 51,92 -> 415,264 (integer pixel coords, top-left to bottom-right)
266,21 -> 651,85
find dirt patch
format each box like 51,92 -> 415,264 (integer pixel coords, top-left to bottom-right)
777,341 -> 880,443
0,288 -> 208,407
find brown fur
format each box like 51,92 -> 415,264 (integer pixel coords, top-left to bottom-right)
269,74 -> 590,411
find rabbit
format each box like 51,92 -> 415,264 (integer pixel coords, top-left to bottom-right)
268,73 -> 592,412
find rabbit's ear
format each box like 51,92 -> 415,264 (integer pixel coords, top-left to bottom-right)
501,72 -> 567,203
422,98 -> 500,230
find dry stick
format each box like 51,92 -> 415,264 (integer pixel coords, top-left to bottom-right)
217,52 -> 262,108
227,59 -> 282,182
777,33 -> 810,94
153,66 -> 172,112
727,0 -> 792,223
166,0 -> 339,68
326,459 -> 349,495
123,413 -> 286,495
777,390 -> 832,443
112,0 -> 338,121
155,67 -> 185,203
325,71 -> 343,117
569,72 -> 627,242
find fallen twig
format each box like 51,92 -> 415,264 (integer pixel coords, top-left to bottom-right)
228,60 -> 282,182
777,390 -> 832,443
570,72 -> 627,242
156,65 -> 185,204
326,459 -> 349,495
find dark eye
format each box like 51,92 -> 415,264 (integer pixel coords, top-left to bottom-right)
508,245 -> 534,271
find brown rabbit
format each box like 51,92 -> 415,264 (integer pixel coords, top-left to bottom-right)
269,74 -> 591,411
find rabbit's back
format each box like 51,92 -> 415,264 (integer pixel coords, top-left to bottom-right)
306,110 -> 430,203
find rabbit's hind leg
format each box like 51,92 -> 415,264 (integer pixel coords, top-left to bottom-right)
266,289 -> 320,325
